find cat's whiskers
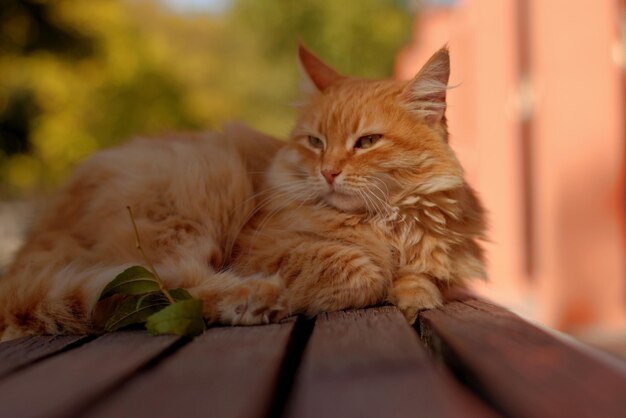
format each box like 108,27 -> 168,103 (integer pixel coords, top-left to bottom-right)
225,189 -> 290,259
239,179 -> 310,209
257,187 -> 316,232
365,174 -> 391,197
362,179 -> 393,218
362,189 -> 382,217
368,192 -> 391,219
240,193 -> 303,263
348,175 -> 394,221
247,170 -> 309,178
252,179 -> 319,232
244,188 -> 317,260
338,178 -> 380,220
369,176 -> 402,221
250,189 -> 305,227
355,187 -> 378,219
225,179 -> 313,258
242,179 -> 314,221
353,188 -> 370,216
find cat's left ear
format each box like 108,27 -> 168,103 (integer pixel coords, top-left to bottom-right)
298,43 -> 345,93
401,46 -> 450,126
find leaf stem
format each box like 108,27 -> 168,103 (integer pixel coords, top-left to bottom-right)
126,206 -> 175,305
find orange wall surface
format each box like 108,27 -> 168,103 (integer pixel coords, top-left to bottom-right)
396,0 -> 625,346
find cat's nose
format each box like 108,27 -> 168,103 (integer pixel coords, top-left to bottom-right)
321,168 -> 342,185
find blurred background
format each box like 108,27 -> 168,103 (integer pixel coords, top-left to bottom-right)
0,0 -> 624,355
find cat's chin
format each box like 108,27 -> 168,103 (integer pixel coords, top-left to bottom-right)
324,191 -> 365,213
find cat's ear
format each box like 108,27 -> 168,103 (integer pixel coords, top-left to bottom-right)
298,43 -> 344,93
401,46 -> 450,126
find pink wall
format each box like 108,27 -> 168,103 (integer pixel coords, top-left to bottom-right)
397,0 -> 625,347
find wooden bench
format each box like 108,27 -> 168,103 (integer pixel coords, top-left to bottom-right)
0,298 -> 624,418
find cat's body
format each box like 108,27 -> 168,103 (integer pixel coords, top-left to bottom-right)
0,46 -> 486,341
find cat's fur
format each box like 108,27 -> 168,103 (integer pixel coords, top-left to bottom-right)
0,45 -> 486,341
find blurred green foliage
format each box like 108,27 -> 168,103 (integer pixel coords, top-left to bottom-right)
0,0 -> 412,195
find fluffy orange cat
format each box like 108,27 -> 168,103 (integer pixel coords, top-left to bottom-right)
0,45 -> 486,341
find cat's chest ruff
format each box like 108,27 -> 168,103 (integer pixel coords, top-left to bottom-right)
395,193 -> 462,235
373,194 -> 464,267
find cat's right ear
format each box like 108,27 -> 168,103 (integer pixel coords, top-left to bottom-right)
298,43 -> 344,93
400,46 -> 451,126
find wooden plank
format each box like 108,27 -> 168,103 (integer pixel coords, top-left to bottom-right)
286,306 -> 497,418
86,321 -> 297,418
419,299 -> 626,418
0,331 -> 179,418
0,335 -> 87,379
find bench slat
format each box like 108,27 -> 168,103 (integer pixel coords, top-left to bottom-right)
0,331 -> 178,418
0,335 -> 86,379
419,299 -> 626,418
86,321 -> 296,418
286,306 -> 496,418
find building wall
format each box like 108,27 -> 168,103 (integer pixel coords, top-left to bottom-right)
396,0 -> 625,347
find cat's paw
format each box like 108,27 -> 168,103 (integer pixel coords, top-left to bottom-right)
218,278 -> 289,325
390,275 -> 443,324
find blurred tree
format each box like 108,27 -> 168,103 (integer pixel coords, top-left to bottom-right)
0,0 -> 412,195
0,0 -> 95,57
0,0 -> 96,158
0,0 -> 202,194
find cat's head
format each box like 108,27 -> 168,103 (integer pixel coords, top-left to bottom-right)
268,44 -> 464,215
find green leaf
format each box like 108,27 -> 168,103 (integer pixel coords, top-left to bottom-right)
98,266 -> 161,301
146,299 -> 205,337
104,292 -> 170,332
169,288 -> 193,301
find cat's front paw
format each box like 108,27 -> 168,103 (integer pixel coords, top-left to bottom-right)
218,278 -> 289,325
390,275 -> 443,324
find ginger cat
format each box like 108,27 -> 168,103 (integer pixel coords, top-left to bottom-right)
0,45 -> 486,341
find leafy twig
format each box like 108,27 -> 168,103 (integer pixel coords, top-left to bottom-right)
126,205 -> 175,304
92,207 -> 205,337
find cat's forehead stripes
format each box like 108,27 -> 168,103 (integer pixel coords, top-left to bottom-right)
308,88 -> 390,150
308,80 -> 403,132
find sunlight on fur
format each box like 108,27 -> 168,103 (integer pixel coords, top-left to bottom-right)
0,45 -> 487,340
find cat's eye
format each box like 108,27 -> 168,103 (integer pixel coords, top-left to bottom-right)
354,134 -> 382,150
308,135 -> 324,149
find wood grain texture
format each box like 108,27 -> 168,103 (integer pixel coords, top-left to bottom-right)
286,306 -> 497,418
0,335 -> 86,379
419,299 -> 626,418
0,331 -> 178,418
86,322 -> 296,418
